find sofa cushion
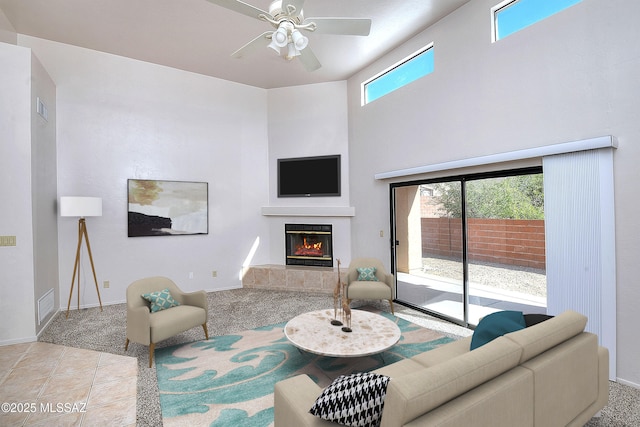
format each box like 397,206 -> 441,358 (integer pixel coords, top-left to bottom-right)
380,336 -> 522,425
470,310 -> 526,350
520,332 -> 599,427
347,281 -> 391,300
141,288 -> 180,312
356,267 -> 379,281
412,336 -> 472,368
309,372 -> 390,427
375,358 -> 427,378
504,310 -> 587,363
149,305 -> 206,343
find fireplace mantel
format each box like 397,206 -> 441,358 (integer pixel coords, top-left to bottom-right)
261,206 -> 355,217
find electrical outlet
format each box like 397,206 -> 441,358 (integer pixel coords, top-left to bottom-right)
212,270 -> 217,278
103,281 -> 110,289
379,230 -> 384,237
0,236 -> 16,246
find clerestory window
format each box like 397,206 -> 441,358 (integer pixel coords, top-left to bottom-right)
362,43 -> 434,105
492,0 -> 582,42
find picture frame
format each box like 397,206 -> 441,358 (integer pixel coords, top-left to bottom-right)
127,179 -> 208,237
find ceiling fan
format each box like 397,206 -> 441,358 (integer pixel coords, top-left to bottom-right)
206,0 -> 372,72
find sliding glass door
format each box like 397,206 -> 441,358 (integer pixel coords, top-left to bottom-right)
392,168 -> 546,326
393,181 -> 466,324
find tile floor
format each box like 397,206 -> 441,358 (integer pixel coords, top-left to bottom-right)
0,342 -> 137,426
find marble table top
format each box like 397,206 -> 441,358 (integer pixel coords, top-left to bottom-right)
284,309 -> 401,357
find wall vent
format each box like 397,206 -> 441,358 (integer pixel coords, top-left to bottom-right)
38,288 -> 55,325
36,97 -> 48,121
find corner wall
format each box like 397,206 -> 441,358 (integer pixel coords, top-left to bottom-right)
30,52 -> 58,334
19,36 -> 271,308
265,82 -> 353,266
0,43 -> 36,343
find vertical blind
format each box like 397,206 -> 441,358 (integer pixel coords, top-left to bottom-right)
543,148 -> 616,380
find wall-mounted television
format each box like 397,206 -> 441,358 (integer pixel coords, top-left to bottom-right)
278,155 -> 341,197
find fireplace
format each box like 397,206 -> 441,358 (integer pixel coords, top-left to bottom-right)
285,224 -> 333,267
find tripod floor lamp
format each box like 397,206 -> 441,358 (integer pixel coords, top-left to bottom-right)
60,196 -> 103,318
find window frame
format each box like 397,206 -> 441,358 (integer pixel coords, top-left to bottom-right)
390,166 -> 545,327
361,42 -> 434,106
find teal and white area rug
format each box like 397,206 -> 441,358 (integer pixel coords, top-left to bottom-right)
155,308 -> 453,427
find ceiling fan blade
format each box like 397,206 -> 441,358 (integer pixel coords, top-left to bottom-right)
231,31 -> 272,58
206,0 -> 270,20
306,17 -> 372,36
281,0 -> 305,16
298,47 -> 321,72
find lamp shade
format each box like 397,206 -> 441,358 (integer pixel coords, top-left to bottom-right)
273,26 -> 289,48
291,30 -> 308,51
60,197 -> 102,217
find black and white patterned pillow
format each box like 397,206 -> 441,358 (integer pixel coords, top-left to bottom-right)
309,372 -> 390,427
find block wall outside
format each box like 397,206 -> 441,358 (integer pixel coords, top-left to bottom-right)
421,218 -> 546,270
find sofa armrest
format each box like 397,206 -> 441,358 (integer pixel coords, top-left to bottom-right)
274,375 -> 335,427
126,306 -> 151,345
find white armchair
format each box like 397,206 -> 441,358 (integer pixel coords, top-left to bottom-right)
124,276 -> 209,367
345,257 -> 395,314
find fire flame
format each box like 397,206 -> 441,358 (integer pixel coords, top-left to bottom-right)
295,237 -> 323,256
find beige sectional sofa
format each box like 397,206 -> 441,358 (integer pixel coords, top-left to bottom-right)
274,310 -> 609,427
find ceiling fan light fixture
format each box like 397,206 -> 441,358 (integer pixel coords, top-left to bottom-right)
267,38 -> 281,54
286,42 -> 300,60
291,29 -> 308,51
273,26 -> 289,48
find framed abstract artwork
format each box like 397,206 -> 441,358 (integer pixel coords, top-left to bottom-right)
127,179 -> 208,237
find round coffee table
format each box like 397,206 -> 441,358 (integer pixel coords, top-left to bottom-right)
284,309 -> 401,357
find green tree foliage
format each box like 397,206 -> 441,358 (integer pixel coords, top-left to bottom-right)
430,174 -> 544,219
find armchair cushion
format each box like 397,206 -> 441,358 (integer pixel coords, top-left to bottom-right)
142,288 -> 181,312
356,267 -> 379,282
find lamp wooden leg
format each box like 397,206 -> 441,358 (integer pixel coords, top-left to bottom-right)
66,218 -> 103,318
125,338 -> 129,351
81,220 -> 102,311
66,220 -> 83,318
149,343 -> 155,368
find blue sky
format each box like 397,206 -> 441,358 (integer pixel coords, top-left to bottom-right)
496,0 -> 582,40
365,48 -> 434,104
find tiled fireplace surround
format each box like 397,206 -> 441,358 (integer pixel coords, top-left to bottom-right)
242,264 -> 346,294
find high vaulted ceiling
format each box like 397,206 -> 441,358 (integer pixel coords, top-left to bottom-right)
0,0 -> 469,89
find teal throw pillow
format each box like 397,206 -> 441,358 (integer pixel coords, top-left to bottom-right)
470,310 -> 525,350
141,288 -> 180,313
356,267 -> 379,282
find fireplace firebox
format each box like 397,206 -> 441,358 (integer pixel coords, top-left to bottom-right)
285,224 -> 333,267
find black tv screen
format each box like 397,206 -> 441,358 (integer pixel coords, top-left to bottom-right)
278,155 -> 341,197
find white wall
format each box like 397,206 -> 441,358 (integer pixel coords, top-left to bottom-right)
347,0 -> 640,386
19,36 -> 270,307
0,43 -> 36,343
265,82 -> 353,266
30,52 -> 58,334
